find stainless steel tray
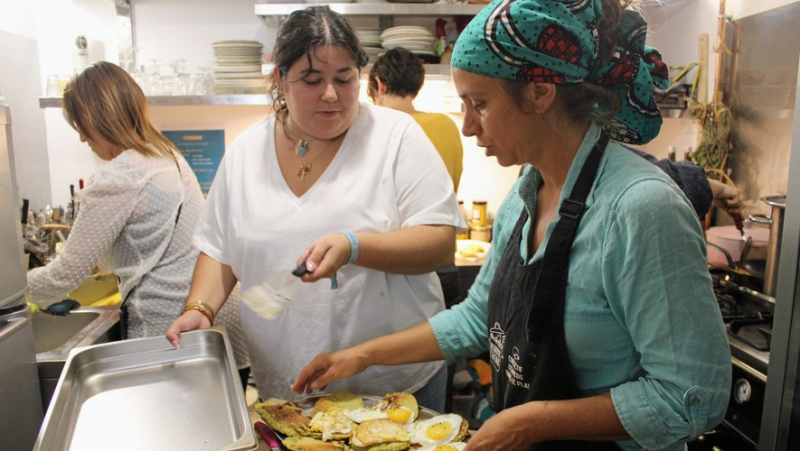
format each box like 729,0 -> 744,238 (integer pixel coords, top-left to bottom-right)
34,327 -> 256,451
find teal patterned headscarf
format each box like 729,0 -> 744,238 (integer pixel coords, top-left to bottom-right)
451,0 -> 669,144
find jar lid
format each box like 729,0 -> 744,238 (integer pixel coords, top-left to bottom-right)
472,200 -> 487,205
470,225 -> 492,231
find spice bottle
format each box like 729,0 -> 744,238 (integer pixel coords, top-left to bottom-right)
456,200 -> 469,240
471,200 -> 487,227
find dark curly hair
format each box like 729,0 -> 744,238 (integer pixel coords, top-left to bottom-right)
269,6 -> 369,124
367,47 -> 425,101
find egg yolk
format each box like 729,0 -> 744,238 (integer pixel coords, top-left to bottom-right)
435,446 -> 458,451
387,408 -> 411,424
426,421 -> 453,441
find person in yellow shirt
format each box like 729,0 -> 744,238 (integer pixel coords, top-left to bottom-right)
367,47 -> 463,193
368,47 -> 464,309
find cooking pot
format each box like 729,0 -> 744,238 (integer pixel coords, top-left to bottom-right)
706,225 -> 769,267
750,195 -> 786,296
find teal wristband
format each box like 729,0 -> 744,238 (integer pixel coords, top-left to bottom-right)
343,231 -> 360,264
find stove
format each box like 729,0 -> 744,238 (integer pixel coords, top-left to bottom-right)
692,270 -> 775,450
713,271 -> 774,375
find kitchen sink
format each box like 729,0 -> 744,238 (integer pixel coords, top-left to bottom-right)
32,306 -> 120,412
68,273 -> 120,306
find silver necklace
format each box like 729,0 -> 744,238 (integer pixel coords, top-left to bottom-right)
287,117 -> 313,157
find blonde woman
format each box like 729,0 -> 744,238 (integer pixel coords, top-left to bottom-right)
27,63 -> 249,380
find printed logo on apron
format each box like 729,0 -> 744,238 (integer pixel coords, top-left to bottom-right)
506,346 -> 531,389
489,321 -> 505,372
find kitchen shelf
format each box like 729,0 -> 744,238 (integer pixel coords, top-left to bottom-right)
254,2 -> 485,19
39,95 -> 273,109
38,63 -> 453,109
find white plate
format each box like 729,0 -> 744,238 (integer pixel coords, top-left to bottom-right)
382,43 -> 433,52
305,0 -> 354,3
214,65 -> 262,72
381,27 -> 432,40
214,72 -> 265,79
381,36 -> 436,45
213,41 -> 263,47
215,59 -> 263,64
455,239 -> 491,262
214,79 -> 268,86
383,25 -> 430,33
214,49 -> 262,54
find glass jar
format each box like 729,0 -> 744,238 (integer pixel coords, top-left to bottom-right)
469,224 -> 492,242
471,200 -> 487,227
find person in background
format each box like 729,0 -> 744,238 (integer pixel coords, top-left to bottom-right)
26,62 -> 250,387
707,177 -> 744,215
367,47 -> 464,308
367,47 -> 463,192
293,1 -> 731,450
629,147 -> 744,218
166,6 -> 465,412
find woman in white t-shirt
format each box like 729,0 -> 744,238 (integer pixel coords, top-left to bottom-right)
166,6 -> 465,410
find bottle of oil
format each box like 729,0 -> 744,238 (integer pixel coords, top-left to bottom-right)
456,200 -> 469,240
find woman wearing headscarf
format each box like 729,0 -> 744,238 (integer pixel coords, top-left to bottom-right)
293,1 -> 731,449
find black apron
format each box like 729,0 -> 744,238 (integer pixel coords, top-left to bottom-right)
487,133 -> 619,450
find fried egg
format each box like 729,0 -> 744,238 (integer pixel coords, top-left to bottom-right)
343,392 -> 418,425
374,392 -> 418,425
385,405 -> 415,425
351,419 -> 410,448
344,407 -> 389,423
309,410 -> 354,442
417,443 -> 468,451
409,414 -> 464,446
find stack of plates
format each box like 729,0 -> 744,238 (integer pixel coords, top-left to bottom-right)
380,26 -> 436,58
212,40 -> 267,94
357,28 -> 383,63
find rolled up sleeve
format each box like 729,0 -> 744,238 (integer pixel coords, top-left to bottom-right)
604,179 -> 731,449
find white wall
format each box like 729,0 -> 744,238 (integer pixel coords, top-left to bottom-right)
0,1 -> 50,210
132,0 -> 274,74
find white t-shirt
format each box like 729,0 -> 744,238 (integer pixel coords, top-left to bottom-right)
196,102 -> 465,399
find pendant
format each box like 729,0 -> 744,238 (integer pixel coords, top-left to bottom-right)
298,162 -> 312,181
295,139 -> 310,157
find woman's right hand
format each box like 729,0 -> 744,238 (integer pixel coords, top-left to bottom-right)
165,310 -> 211,348
291,347 -> 370,395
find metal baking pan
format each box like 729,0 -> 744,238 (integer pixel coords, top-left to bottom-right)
33,327 -> 256,451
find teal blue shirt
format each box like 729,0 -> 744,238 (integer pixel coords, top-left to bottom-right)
429,124 -> 731,450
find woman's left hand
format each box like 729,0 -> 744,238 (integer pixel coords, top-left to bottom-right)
464,404 -> 538,451
297,233 -> 351,282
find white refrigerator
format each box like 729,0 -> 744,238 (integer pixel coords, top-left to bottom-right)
0,101 -> 44,450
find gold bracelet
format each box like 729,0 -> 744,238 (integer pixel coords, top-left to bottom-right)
183,302 -> 215,326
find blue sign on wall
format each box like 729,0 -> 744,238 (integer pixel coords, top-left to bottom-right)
162,129 -> 224,194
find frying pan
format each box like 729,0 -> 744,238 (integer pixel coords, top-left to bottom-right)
707,241 -> 765,289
